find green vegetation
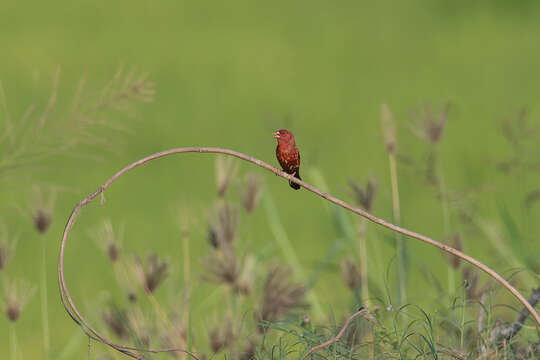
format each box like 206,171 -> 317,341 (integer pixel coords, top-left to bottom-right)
1,1 -> 540,359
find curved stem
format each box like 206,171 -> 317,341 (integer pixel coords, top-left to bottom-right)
57,147 -> 540,359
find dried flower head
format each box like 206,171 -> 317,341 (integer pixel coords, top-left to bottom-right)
239,336 -> 257,360
202,250 -> 240,292
215,156 -> 239,198
340,257 -> 362,291
0,224 -> 17,271
208,313 -> 236,353
157,311 -> 187,359
443,233 -> 463,269
256,265 -> 307,330
240,172 -> 262,213
348,178 -> 377,212
208,203 -> 238,249
131,253 -> 169,294
462,266 -> 479,300
409,102 -> 451,145
114,260 -> 139,303
92,219 -> 123,263
2,277 -> 36,322
127,307 -> 153,347
102,304 -> 129,340
29,185 -> 56,234
380,103 -> 397,154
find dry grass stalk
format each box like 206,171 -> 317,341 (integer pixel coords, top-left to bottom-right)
300,308 -> 367,360
57,146 -> 540,359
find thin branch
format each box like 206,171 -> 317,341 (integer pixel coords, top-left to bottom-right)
58,147 -> 540,359
300,308 -> 367,360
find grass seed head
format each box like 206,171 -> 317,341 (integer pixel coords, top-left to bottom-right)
256,264 -> 307,330
2,277 -> 36,323
348,178 -> 377,212
240,172 -> 262,213
132,253 -> 169,294
341,257 -> 362,291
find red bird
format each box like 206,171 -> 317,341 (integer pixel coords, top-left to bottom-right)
273,129 -> 302,190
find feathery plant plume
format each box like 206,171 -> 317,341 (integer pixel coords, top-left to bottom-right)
409,102 -> 451,145
207,202 -> 238,249
443,233 -> 463,269
203,202 -> 254,294
340,256 -> 361,291
348,178 -> 377,212
498,107 -> 539,175
101,304 -> 129,340
114,260 -> 139,303
2,277 -> 36,323
131,253 -> 170,294
215,155 -> 239,198
238,337 -> 257,360
381,103 -> 396,154
127,307 -> 153,348
380,103 -> 407,306
202,249 -> 254,295
202,249 -> 240,289
156,310 -> 187,360
0,223 -> 17,271
0,66 -> 155,180
208,313 -> 237,353
256,264 -> 307,331
92,219 -> 123,263
30,185 -> 56,234
240,172 -> 262,213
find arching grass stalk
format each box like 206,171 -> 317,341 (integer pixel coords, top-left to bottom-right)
57,147 -> 540,359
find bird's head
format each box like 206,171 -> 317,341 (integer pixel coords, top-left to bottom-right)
273,129 -> 295,144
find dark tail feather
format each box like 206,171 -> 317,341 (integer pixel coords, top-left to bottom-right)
289,171 -> 301,190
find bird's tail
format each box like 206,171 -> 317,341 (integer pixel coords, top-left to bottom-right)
289,170 -> 301,190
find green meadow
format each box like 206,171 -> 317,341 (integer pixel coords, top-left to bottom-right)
1,1 -> 540,359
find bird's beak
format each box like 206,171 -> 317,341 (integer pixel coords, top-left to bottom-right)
273,131 -> 280,139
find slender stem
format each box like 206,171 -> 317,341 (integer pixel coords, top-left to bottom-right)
10,322 -> 18,360
182,229 -> 191,359
358,218 -> 369,308
388,152 -> 406,305
40,237 -> 50,360
57,147 -> 540,359
263,193 -> 325,319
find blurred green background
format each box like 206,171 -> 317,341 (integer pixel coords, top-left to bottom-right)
1,1 -> 540,358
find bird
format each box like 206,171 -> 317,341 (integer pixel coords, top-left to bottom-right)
273,129 -> 301,190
